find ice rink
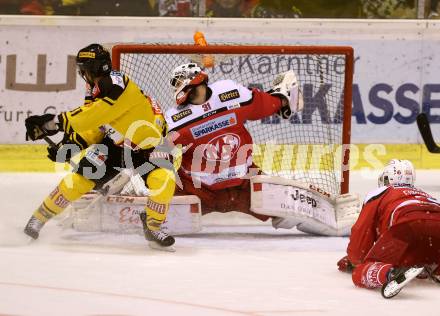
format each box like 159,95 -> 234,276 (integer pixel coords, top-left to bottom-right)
0,170 -> 439,316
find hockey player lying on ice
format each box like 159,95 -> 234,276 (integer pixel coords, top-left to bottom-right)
164,63 -> 359,236
23,44 -> 178,251
337,159 -> 440,298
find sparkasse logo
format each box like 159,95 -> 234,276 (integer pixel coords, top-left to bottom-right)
190,113 -> 237,139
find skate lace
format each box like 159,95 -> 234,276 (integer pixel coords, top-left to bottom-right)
28,216 -> 44,230
424,265 -> 440,283
151,230 -> 169,241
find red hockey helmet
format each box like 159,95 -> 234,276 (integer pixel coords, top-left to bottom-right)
170,63 -> 208,106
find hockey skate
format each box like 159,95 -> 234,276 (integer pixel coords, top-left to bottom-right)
430,274 -> 440,284
23,215 -> 45,240
425,265 -> 440,284
139,211 -> 175,252
381,266 -> 424,299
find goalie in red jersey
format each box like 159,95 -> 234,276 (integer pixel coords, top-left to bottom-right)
337,159 -> 440,298
164,62 -> 304,228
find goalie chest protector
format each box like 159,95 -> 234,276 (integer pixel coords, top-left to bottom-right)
164,80 -> 258,189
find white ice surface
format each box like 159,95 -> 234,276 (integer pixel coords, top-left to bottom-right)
0,170 -> 439,316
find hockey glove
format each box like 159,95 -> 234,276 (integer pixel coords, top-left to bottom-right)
47,143 -> 74,163
337,255 -> 354,273
25,114 -> 59,141
47,143 -> 63,162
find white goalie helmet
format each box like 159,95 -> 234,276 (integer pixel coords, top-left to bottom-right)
169,63 -> 208,106
378,159 -> 415,187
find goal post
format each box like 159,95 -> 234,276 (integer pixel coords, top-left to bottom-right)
111,44 -> 354,196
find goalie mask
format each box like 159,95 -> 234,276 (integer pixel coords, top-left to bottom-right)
378,159 -> 415,187
76,44 -> 112,85
170,63 -> 208,106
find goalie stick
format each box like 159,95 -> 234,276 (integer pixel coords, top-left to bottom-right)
416,113 -> 440,153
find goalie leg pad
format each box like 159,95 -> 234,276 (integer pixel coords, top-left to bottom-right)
66,194 -> 202,235
251,175 -> 360,236
273,215 -> 341,236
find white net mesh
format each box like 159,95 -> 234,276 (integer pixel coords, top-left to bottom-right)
115,45 -> 352,195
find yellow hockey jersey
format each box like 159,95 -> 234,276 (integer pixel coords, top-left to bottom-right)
58,71 -> 164,150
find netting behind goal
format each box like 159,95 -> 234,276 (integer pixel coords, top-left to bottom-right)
112,44 -> 353,195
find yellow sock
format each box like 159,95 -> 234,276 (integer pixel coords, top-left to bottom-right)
144,168 -> 176,231
33,173 -> 95,223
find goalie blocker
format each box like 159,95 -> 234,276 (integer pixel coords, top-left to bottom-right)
63,174 -> 359,237
251,176 -> 360,236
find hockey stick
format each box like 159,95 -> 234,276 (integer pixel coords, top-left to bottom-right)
43,136 -> 58,148
416,113 -> 440,153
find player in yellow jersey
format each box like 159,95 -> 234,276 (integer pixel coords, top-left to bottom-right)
24,44 -> 178,250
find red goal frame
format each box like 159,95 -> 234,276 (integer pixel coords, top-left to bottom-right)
112,44 -> 354,194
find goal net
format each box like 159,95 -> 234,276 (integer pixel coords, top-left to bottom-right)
112,44 -> 353,196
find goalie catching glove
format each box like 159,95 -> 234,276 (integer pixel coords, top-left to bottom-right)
25,114 -> 60,141
269,70 -> 304,118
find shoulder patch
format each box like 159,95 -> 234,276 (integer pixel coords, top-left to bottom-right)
172,108 -> 193,122
219,89 -> 240,102
96,74 -> 124,100
91,84 -> 100,98
109,71 -> 125,89
227,103 -> 240,110
363,186 -> 389,204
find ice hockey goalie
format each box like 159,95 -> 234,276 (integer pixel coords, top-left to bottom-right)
164,63 -> 359,236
